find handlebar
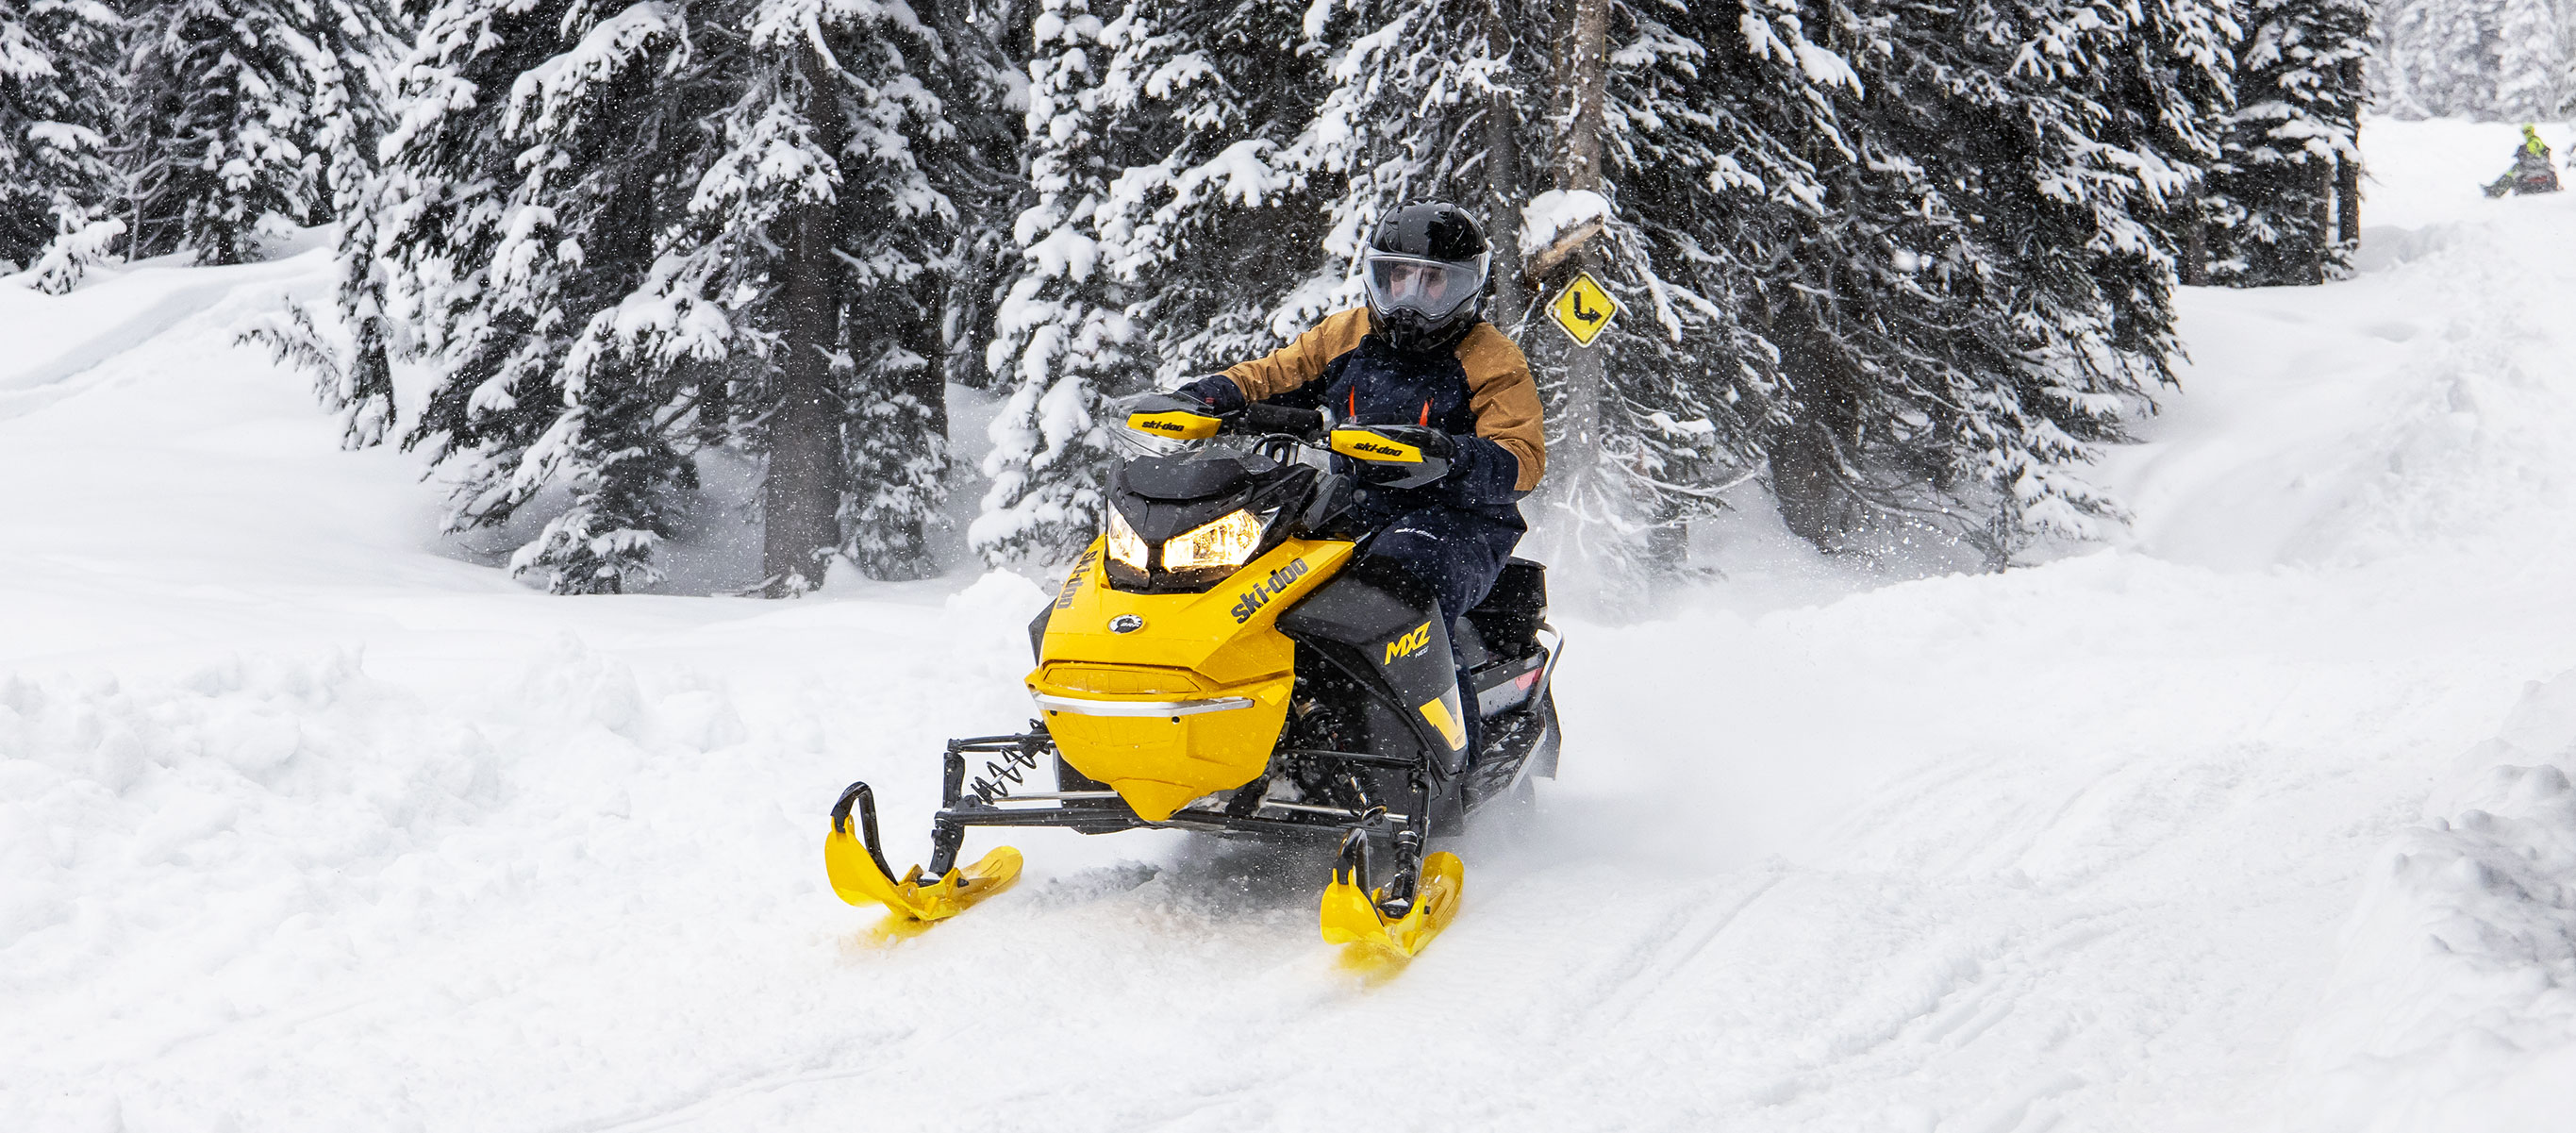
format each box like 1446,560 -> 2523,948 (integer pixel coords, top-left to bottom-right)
1238,402 -> 1325,440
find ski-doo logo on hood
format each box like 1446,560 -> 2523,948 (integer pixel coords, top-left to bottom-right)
1229,558 -> 1310,624
1055,547 -> 1097,610
1384,621 -> 1432,664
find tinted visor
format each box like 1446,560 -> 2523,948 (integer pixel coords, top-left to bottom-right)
1362,252 -> 1487,320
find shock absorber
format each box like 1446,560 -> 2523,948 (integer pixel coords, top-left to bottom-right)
968,744 -> 1041,803
961,731 -> 1051,804
1381,766 -> 1434,915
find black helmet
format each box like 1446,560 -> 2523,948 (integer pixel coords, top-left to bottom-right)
1361,202 -> 1490,354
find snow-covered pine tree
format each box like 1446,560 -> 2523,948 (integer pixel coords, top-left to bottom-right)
1982,0 -> 2235,550
378,0 -> 706,593
1295,0 -> 1532,357
973,0 -> 1142,567
2370,1 -> 2424,118
656,0 -> 1005,589
0,0 -> 124,291
2206,0 -> 2370,286
837,0 -> 1018,581
1092,0 -> 1329,384
2494,0 -> 2567,118
929,0 -> 1033,403
2378,0 -> 2480,117
122,0 -> 337,263
1747,0 -> 2234,562
976,0 -> 1332,569
2372,0 -> 2567,119
1644,0 -> 1991,556
241,0 -> 407,447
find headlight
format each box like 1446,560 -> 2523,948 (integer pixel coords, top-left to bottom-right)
1163,508 -> 1264,572
1105,508 -> 1149,572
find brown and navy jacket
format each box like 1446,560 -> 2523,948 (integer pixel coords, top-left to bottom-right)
1185,308 -> 1547,525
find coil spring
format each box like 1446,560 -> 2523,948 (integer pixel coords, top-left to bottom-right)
969,743 -> 1042,804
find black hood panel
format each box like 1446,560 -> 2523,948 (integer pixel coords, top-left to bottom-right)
1118,452 -> 1263,501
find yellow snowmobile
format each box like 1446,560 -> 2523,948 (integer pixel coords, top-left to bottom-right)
825,392 -> 1563,958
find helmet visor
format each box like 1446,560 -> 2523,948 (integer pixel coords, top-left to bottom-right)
1362,252 -> 1487,320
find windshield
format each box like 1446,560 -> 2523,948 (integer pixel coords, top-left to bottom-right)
1362,252 -> 1486,319
1108,421 -> 1271,461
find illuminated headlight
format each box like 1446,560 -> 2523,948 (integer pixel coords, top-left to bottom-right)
1105,508 -> 1149,572
1163,509 -> 1264,572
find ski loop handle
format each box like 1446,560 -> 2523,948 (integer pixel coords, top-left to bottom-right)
830,781 -> 900,884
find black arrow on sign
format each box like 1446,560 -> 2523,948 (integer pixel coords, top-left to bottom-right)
1571,289 -> 1604,325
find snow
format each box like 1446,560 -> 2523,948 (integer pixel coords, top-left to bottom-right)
2290,673 -> 2576,1132
9,121 -> 2576,1129
1520,187 -> 1611,258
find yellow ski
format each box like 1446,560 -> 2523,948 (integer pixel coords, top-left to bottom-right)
1321,851 -> 1464,958
825,783 -> 1021,923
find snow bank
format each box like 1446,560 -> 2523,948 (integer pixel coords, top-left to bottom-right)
2108,160 -> 2576,575
2291,673 -> 2576,1132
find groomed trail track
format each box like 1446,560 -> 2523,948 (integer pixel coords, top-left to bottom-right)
9,121 -> 2576,1132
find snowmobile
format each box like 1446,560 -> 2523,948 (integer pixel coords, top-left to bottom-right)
2485,152 -> 2562,197
824,392 -> 1564,958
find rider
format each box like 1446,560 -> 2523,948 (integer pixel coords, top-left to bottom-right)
1177,202 -> 1545,746
2493,125 -> 2561,194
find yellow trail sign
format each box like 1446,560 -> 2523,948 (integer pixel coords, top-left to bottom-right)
1547,272 -> 1621,347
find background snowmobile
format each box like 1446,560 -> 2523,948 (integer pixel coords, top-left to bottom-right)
825,392 -> 1564,958
2485,146 -> 2562,197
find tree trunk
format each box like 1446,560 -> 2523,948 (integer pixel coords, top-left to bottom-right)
2337,64 -> 2363,247
1767,422 -> 1853,548
2181,197 -> 2207,287
880,283 -> 953,580
763,205 -> 844,593
2336,157 -> 2361,245
761,49 -> 852,595
1482,0 -> 1526,332
1766,308 -> 1865,549
2311,163 -> 2333,285
1645,495 -> 1689,572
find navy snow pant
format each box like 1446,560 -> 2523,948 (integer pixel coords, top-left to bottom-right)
1357,501 -> 1524,762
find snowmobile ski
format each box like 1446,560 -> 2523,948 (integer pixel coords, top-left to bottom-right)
826,782 -> 1021,923
1321,847 -> 1464,958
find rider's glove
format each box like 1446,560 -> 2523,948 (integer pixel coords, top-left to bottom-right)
1175,375 -> 1246,416
1336,424 -> 1456,491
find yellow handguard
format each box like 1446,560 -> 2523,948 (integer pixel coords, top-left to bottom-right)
824,783 -> 1021,923
1329,426 -> 1426,463
1321,850 -> 1464,958
1128,408 -> 1223,441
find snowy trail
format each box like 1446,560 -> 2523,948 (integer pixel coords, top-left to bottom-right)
10,121 -> 2576,1131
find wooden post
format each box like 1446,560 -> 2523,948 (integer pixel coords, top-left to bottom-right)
1550,0 -> 1610,499
1483,0 -> 1526,333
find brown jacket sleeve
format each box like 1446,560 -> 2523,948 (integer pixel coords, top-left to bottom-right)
1453,324 -> 1547,492
1222,308 -> 1373,401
